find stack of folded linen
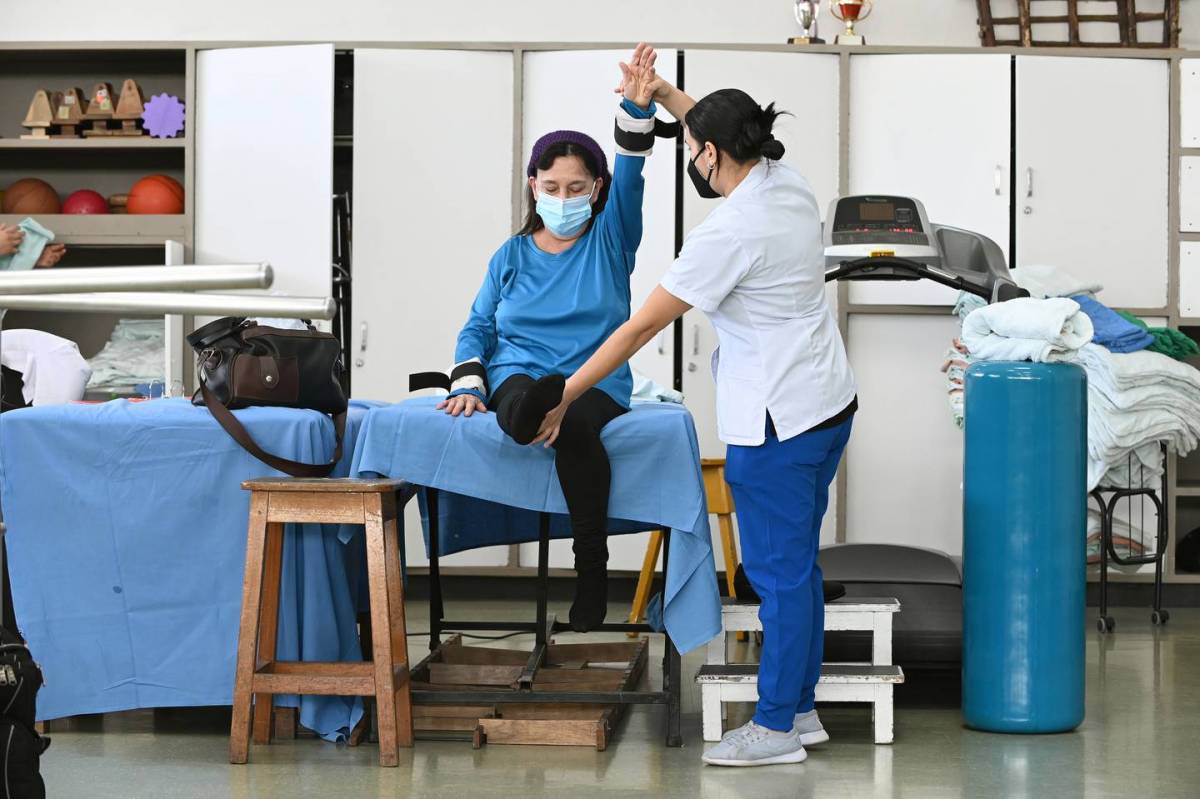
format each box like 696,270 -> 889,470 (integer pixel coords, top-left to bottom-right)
1067,344 -> 1200,490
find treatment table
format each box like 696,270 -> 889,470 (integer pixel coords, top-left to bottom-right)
0,398 -> 378,740
350,396 -> 723,747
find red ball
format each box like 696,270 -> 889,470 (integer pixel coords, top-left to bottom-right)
2,178 -> 60,214
62,189 -> 110,215
126,174 -> 184,215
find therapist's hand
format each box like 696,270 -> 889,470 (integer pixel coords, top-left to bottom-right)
532,380 -> 582,448
0,224 -> 23,256
437,394 -> 488,417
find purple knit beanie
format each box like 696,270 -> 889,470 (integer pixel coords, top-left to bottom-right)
527,130 -> 610,184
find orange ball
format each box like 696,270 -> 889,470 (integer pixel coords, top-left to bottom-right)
2,178 -> 61,214
126,174 -> 184,215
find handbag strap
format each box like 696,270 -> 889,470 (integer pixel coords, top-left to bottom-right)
200,383 -> 346,478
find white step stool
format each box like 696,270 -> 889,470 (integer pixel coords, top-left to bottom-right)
699,597 -> 904,744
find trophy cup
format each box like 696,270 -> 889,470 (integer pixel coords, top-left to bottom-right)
789,0 -> 825,45
831,0 -> 873,45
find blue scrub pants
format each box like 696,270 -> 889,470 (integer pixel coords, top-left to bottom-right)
725,415 -> 853,732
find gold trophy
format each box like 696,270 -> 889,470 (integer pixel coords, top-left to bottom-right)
789,0 -> 825,45
831,0 -> 873,45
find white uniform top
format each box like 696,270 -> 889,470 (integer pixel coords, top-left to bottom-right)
0,329 -> 92,407
661,160 -> 856,446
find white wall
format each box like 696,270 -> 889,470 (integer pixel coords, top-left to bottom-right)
8,0 -> 1198,49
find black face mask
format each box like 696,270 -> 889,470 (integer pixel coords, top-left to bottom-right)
688,150 -> 721,199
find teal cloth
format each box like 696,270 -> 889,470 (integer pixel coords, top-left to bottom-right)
0,218 -> 54,271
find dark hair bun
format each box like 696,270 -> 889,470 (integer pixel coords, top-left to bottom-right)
760,136 -> 786,161
685,90 -> 791,164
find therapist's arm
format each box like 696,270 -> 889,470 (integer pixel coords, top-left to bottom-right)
652,84 -> 696,127
532,286 -> 692,447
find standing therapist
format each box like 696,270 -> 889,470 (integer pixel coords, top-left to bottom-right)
534,54 -> 857,767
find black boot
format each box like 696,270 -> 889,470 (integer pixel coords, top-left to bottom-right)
569,563 -> 609,632
506,374 -> 565,445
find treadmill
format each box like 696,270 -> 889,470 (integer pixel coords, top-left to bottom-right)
817,195 -> 1028,667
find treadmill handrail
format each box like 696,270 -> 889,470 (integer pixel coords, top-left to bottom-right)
825,256 -> 993,300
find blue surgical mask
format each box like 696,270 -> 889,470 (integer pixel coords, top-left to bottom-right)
536,183 -> 595,238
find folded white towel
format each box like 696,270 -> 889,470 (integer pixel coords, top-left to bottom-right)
1014,263 -> 1104,299
1064,345 -> 1200,489
961,297 -> 1094,362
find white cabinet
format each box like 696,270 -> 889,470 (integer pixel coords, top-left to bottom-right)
522,49 -> 680,392
1181,244 -> 1200,318
520,49 -> 679,571
680,50 -> 841,460
848,54 -> 1012,306
845,314 -> 965,557
1182,59 -> 1200,148
1015,57 -> 1168,309
351,49 -> 516,568
1181,157 -> 1200,233
195,44 -> 334,302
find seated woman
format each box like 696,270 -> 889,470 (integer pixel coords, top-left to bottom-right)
438,44 -> 663,632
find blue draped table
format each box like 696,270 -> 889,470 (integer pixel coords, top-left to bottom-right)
0,398 -> 379,741
350,396 -> 721,655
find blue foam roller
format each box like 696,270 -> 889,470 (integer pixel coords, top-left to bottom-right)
962,361 -> 1087,733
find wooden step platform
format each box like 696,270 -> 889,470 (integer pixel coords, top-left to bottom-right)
710,597 -> 901,666
410,635 -> 649,750
696,663 -> 905,744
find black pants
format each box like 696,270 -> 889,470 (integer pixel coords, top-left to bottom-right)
491,375 -> 626,570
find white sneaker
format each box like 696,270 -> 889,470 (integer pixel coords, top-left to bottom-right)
793,709 -> 830,747
701,721 -> 808,767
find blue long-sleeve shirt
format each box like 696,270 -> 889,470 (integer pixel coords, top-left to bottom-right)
453,101 -> 653,408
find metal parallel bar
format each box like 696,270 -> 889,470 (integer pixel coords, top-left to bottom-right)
411,690 -> 671,706
0,292 -> 336,319
427,488 -> 443,651
0,263 -> 272,295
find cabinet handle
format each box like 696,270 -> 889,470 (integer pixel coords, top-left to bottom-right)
1026,168 -> 1034,199
360,321 -> 368,352
994,165 -> 1003,196
657,329 -> 666,355
692,324 -> 700,356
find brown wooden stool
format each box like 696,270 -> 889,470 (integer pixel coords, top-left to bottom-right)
230,477 -> 413,767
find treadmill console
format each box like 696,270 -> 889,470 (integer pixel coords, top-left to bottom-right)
823,194 -> 1027,303
829,196 -> 929,247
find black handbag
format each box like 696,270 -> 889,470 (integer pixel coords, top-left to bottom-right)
0,628 -> 49,799
188,317 -> 348,478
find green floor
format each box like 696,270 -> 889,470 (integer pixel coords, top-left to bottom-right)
40,603 -> 1200,798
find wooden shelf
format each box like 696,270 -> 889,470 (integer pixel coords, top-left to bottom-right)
1175,485 -> 1200,497
0,138 -> 185,150
0,214 -> 186,246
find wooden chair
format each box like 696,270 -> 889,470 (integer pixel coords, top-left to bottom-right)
230,478 -> 413,767
628,459 -> 741,633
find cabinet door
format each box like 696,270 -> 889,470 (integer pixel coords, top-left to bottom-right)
352,49 -> 516,569
845,315 -> 965,557
195,44 -> 334,301
848,54 -> 1012,306
681,50 -> 841,461
1016,57 -> 1168,309
519,49 -> 679,571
